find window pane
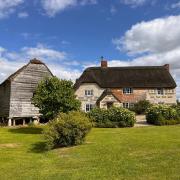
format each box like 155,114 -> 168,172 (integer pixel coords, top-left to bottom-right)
85,90 -> 93,96
157,88 -> 164,95
123,88 -> 133,94
85,104 -> 93,112
123,103 -> 129,108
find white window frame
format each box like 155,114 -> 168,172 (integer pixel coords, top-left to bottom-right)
123,102 -> 134,109
85,90 -> 93,96
85,104 -> 93,112
123,88 -> 133,94
157,88 -> 164,95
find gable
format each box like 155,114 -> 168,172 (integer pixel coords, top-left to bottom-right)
0,59 -> 53,86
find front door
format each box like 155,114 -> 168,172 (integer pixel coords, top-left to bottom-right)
107,102 -> 113,109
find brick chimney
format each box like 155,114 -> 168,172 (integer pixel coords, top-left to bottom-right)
164,64 -> 169,71
101,56 -> 108,68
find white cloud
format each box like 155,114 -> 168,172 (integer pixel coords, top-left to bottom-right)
120,0 -> 148,7
112,15 -> 180,99
0,44 -> 81,83
18,11 -> 29,18
41,0 -> 97,17
171,1 -> 180,9
113,15 -> 180,55
21,43 -> 67,61
0,0 -> 24,19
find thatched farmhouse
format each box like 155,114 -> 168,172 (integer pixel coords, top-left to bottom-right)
75,60 -> 177,112
0,59 -> 53,126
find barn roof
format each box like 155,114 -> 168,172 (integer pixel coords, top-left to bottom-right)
74,65 -> 177,89
0,58 -> 53,85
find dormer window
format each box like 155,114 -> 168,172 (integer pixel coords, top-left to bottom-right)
157,88 -> 164,95
123,88 -> 133,94
85,90 -> 93,96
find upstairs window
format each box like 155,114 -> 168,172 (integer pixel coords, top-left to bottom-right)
85,90 -> 93,96
123,88 -> 133,94
85,104 -> 93,112
157,88 -> 164,95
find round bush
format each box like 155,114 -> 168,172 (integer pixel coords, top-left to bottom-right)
88,107 -> 136,128
87,108 -> 114,127
44,111 -> 92,149
132,100 -> 151,115
146,105 -> 180,125
108,107 -> 136,127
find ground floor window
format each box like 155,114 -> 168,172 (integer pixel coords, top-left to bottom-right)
123,102 -> 134,109
85,104 -> 93,112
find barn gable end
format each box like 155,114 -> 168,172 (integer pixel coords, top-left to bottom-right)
0,59 -> 53,123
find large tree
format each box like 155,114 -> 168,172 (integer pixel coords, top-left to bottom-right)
32,76 -> 81,119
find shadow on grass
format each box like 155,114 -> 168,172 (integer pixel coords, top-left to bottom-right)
29,141 -> 48,153
9,127 -> 43,134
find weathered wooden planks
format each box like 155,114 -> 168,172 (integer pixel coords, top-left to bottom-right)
0,60 -> 53,119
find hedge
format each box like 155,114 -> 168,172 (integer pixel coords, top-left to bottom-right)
88,107 -> 136,128
146,105 -> 180,125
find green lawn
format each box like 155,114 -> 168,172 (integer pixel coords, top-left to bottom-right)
0,126 -> 180,180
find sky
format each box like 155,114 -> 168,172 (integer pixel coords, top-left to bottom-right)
0,0 -> 180,99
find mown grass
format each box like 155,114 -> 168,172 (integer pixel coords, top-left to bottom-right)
0,126 -> 180,180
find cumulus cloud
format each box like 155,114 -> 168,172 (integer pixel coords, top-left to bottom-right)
112,15 -> 180,99
21,43 -> 67,61
113,15 -> 180,55
0,44 -> 81,83
0,0 -> 24,19
41,0 -> 97,17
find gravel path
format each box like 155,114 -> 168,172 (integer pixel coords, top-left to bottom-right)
135,115 -> 152,127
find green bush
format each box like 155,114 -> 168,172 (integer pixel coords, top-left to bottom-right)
43,111 -> 92,149
171,104 -> 180,117
132,100 -> 151,115
32,77 -> 81,120
88,107 -> 136,128
146,105 -> 180,125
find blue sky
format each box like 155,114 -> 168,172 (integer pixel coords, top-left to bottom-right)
0,0 -> 180,98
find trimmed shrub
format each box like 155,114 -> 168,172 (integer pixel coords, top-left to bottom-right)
43,111 -> 92,149
88,107 -> 136,128
131,100 -> 151,115
146,105 -> 180,125
87,108 -> 114,127
171,104 -> 180,117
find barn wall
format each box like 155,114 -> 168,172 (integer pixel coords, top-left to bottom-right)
0,81 -> 11,117
9,63 -> 52,118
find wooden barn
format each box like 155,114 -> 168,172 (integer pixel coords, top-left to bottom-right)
0,59 -> 53,126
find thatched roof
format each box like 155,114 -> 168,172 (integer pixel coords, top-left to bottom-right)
0,58 -> 53,86
74,65 -> 176,89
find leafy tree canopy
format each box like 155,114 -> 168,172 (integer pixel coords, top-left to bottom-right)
32,76 -> 81,119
